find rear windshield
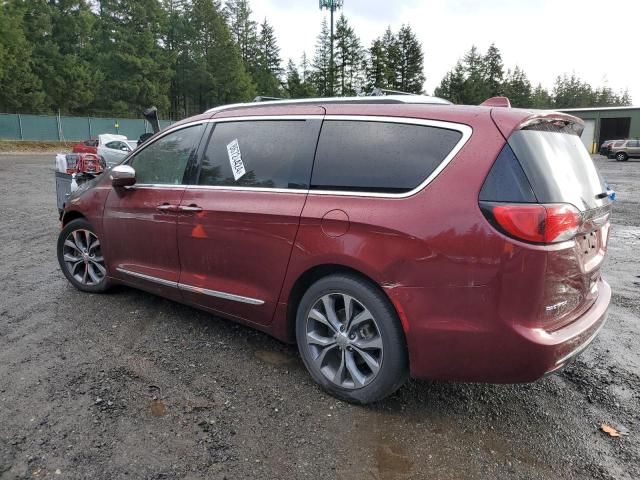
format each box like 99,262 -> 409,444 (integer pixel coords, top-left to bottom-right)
508,130 -> 609,211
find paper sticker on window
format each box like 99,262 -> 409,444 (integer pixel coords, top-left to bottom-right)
226,139 -> 246,181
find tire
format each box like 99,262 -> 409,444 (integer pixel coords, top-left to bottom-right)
616,152 -> 628,162
295,274 -> 408,404
57,218 -> 110,293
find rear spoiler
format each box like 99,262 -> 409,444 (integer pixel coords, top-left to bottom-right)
491,109 -> 585,139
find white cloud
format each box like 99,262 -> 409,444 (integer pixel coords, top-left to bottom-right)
250,0 -> 639,103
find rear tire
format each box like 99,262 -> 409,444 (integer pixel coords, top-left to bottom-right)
295,274 -> 408,404
616,152 -> 628,162
57,218 -> 110,293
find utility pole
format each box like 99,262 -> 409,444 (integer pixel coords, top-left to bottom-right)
319,0 -> 343,96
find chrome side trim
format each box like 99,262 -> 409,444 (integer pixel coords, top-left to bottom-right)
178,283 -> 265,305
116,267 -> 177,288
116,267 -> 265,306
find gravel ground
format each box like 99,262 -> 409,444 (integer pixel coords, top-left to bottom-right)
0,154 -> 638,480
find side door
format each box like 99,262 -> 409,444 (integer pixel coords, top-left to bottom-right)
103,123 -> 206,298
629,140 -> 640,157
176,113 -> 323,325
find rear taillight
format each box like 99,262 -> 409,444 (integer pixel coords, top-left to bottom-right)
481,202 -> 582,244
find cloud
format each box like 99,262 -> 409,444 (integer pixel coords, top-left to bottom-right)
250,0 -> 639,102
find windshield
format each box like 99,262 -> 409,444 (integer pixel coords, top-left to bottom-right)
508,130 -> 609,211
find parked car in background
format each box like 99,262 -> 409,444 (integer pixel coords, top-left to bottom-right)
97,138 -> 138,167
72,139 -> 98,154
56,96 -> 612,404
608,139 -> 640,161
599,139 -> 621,156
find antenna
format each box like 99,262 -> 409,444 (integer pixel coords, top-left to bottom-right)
319,0 -> 344,97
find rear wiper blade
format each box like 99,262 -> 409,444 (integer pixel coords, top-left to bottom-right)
595,192 -> 609,199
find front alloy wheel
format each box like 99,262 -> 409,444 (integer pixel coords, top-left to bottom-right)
62,229 -> 105,286
57,218 -> 110,293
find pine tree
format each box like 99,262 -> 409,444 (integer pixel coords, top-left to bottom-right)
253,19 -> 282,96
333,14 -> 365,96
225,0 -> 258,66
502,66 -> 531,107
366,37 -> 387,92
92,0 -> 171,115
395,25 -> 425,93
530,83 -> 552,109
0,2 -> 46,112
188,0 -> 255,110
20,0 -> 99,114
461,45 -> 489,104
381,27 -> 399,89
483,43 -> 504,97
311,18 -> 332,96
434,61 -> 465,104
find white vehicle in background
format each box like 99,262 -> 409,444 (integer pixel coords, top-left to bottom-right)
96,134 -> 138,167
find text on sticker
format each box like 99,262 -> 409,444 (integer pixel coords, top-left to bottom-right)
226,139 -> 246,181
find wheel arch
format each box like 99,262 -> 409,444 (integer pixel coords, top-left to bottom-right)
62,210 -> 87,227
284,263 -> 407,346
61,210 -> 86,226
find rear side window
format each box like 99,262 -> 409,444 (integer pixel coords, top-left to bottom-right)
479,144 -> 536,202
508,130 -> 608,211
311,120 -> 463,193
198,120 -> 320,189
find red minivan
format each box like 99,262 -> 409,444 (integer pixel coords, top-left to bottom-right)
57,96 -> 612,403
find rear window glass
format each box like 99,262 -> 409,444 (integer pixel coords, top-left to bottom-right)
508,131 -> 608,211
311,120 -> 463,193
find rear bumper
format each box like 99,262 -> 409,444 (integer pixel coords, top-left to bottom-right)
393,279 -> 611,382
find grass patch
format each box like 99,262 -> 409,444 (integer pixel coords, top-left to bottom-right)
0,140 -> 73,153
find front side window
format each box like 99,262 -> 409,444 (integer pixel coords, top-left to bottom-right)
311,120 -> 463,193
130,124 -> 204,185
198,120 -> 320,189
105,141 -> 121,149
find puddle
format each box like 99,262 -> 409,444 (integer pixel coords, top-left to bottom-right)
375,442 -> 413,478
150,399 -> 167,417
254,349 -> 293,366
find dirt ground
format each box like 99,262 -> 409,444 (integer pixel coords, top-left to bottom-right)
0,142 -> 72,153
0,153 -> 638,480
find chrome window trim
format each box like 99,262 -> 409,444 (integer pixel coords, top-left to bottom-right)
128,114 -> 472,199
116,267 -> 265,306
309,115 -> 472,199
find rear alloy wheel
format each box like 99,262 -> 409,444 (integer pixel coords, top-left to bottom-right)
296,274 -> 408,404
616,152 -> 628,162
57,218 -> 110,293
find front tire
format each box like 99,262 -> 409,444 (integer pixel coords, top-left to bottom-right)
616,152 -> 628,162
296,274 -> 408,404
57,218 -> 110,293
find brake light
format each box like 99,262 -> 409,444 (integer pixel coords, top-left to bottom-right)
483,203 -> 582,244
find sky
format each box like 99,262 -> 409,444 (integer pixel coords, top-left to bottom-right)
250,0 -> 639,103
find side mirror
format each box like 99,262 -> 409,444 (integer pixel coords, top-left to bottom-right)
120,146 -> 129,152
110,165 -> 136,187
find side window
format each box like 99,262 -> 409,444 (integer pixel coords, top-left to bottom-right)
198,120 -> 320,189
105,141 -> 120,149
130,124 -> 204,185
311,120 -> 464,193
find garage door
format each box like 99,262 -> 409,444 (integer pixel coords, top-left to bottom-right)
580,119 -> 596,153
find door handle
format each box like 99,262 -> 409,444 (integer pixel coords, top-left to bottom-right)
178,204 -> 203,213
156,203 -> 179,212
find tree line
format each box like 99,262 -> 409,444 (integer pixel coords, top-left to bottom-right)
0,0 -> 631,120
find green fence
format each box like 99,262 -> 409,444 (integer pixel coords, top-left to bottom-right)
0,113 -> 175,141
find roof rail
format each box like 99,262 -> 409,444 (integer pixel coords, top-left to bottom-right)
369,88 -> 417,97
205,95 -> 452,115
253,96 -> 284,102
